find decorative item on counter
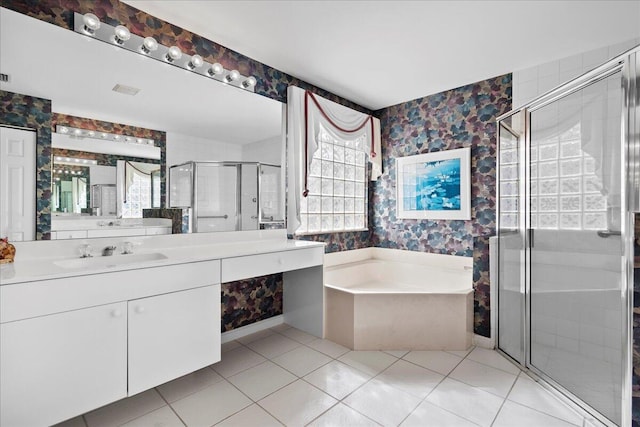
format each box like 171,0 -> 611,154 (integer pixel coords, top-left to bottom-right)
0,237 -> 16,264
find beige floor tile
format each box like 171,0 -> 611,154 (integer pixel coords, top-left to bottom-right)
493,400 -> 580,427
376,359 -> 444,398
215,404 -> 283,426
272,345 -> 332,377
170,380 -> 252,427
425,378 -> 503,427
247,333 -> 301,359
304,360 -> 371,400
338,351 -> 397,376
212,345 -> 266,378
227,361 -> 297,401
449,358 -> 518,398
307,338 -> 350,359
120,406 -> 184,427
258,380 -> 337,427
157,367 -> 223,403
343,378 -> 421,426
84,389 -> 165,427
402,350 -> 463,375
400,401 -> 479,427
466,347 -> 520,375
308,403 -> 380,426
278,327 -> 317,344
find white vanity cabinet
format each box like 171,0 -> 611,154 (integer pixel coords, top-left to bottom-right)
0,260 -> 221,427
0,302 -> 128,427
128,285 -> 220,395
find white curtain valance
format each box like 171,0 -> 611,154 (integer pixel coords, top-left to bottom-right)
286,85 -> 381,234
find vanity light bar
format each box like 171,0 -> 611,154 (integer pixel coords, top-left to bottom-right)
73,12 -> 257,93
54,156 -> 98,166
56,125 -> 155,146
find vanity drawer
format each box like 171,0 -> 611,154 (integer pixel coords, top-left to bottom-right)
221,247 -> 323,282
53,230 -> 88,240
88,228 -> 146,238
0,260 -> 221,323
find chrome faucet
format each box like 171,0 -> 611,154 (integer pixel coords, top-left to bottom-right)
102,246 -> 117,256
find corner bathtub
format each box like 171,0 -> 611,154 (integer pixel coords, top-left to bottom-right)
324,248 -> 473,351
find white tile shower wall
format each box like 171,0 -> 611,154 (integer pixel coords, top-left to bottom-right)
241,136 -> 282,165
165,131 -> 243,207
512,38 -> 640,108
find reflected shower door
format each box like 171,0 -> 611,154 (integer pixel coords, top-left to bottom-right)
497,115 -> 525,364
195,164 -> 239,232
528,71 -> 624,425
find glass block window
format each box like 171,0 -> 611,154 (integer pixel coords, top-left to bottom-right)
121,171 -> 151,218
296,126 -> 368,234
529,122 -> 608,230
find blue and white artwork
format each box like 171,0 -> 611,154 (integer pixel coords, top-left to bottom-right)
396,148 -> 471,220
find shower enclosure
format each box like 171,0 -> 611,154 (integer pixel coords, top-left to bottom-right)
169,161 -> 284,232
497,47 -> 639,426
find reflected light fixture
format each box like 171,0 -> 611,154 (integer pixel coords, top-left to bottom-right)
55,125 -> 155,147
73,12 -> 257,93
114,25 -> 131,45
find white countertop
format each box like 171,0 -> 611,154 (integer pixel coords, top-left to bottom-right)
0,231 -> 324,285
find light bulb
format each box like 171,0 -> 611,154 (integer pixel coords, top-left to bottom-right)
137,138 -> 144,144
74,129 -> 82,136
225,69 -> 240,83
147,139 -> 154,145
207,63 -> 224,77
114,135 -> 121,140
187,54 -> 203,70
242,76 -> 257,89
82,13 -> 101,35
165,46 -> 182,63
114,25 -> 131,45
141,37 -> 158,54
59,127 -> 69,134
87,131 -> 95,137
55,157 -> 61,161
101,133 -> 108,138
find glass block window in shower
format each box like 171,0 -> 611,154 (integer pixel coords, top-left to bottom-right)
296,125 -> 368,234
529,117 -> 608,230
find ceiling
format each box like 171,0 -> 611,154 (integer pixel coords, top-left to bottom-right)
0,8 -> 282,144
123,0 -> 640,110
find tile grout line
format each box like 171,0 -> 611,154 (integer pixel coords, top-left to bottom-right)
155,387 -> 188,427
488,370 -> 520,427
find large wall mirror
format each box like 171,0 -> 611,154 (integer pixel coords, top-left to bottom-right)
0,7 -> 284,241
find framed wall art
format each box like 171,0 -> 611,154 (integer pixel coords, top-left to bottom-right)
396,147 -> 471,220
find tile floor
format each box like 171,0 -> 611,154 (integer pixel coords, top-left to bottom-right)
57,324 -> 604,427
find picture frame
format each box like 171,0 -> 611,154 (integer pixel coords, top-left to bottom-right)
396,147 -> 471,220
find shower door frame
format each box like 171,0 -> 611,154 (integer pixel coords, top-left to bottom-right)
496,46 -> 639,427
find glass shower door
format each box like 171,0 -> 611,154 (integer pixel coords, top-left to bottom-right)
497,115 -> 525,364
528,71 -> 624,425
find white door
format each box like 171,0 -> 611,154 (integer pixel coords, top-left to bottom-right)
127,285 -> 220,395
0,126 -> 36,241
0,302 -> 128,427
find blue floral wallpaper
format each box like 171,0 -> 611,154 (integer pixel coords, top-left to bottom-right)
372,75 -> 513,337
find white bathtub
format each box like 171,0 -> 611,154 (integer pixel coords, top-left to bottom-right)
324,248 -> 473,351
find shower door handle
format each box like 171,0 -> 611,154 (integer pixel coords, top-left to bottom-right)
528,228 -> 534,248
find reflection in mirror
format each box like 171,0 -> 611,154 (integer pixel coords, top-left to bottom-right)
0,8 -> 285,241
117,160 -> 161,218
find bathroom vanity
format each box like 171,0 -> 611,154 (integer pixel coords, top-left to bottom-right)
0,230 -> 324,427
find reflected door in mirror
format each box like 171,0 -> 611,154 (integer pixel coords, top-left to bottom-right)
0,127 -> 35,241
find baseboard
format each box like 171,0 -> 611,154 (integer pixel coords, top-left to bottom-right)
473,333 -> 495,349
221,315 -> 284,343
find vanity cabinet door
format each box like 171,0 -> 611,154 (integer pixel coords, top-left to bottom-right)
127,284 -> 220,395
0,302 -> 127,427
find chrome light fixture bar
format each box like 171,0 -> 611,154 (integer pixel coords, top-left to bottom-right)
56,125 -> 155,146
54,156 -> 98,166
73,12 -> 257,93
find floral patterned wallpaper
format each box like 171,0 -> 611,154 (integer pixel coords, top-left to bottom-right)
372,75 -> 513,337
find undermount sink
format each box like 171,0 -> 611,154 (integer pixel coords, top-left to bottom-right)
54,253 -> 168,270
